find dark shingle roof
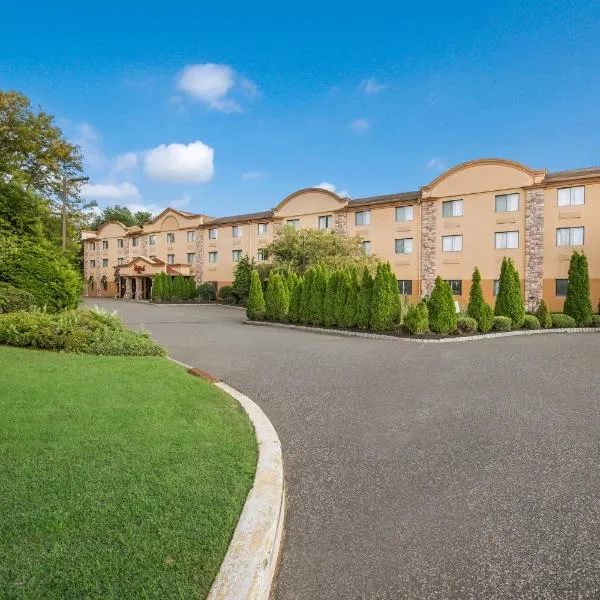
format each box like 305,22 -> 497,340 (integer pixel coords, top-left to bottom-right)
347,190 -> 421,207
546,166 -> 600,181
206,210 -> 274,226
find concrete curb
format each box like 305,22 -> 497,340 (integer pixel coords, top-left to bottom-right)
245,319 -> 600,344
167,357 -> 285,600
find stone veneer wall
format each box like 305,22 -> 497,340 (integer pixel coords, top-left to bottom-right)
524,189 -> 545,311
195,229 -> 204,285
334,211 -> 348,234
420,201 -> 437,296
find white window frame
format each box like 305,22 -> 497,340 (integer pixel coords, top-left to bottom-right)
395,238 -> 413,254
361,240 -> 372,256
257,223 -> 268,235
166,233 -> 175,244
395,206 -> 414,222
442,234 -> 463,252
208,228 -> 218,240
187,231 -> 195,243
208,251 -> 218,263
318,215 -> 332,230
495,193 -> 519,212
556,226 -> 584,247
286,219 -> 300,229
232,249 -> 242,262
495,231 -> 519,249
232,225 -> 242,238
442,199 -> 463,217
558,186 -> 585,207
355,210 -> 371,226
167,254 -> 175,264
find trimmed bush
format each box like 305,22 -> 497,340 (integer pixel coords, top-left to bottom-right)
172,275 -> 186,301
456,316 -> 478,334
428,276 -> 457,334
522,314 -> 541,329
536,299 -> 552,329
492,316 -> 512,331
264,272 -> 288,321
550,313 -> 577,328
356,267 -> 373,329
323,271 -> 339,327
385,264 -> 402,327
563,251 -> 593,326
246,270 -> 266,321
299,268 -> 314,324
404,301 -> 429,335
334,270 -> 349,327
467,267 -> 494,332
232,255 -> 254,304
309,264 -> 328,325
341,268 -> 359,329
591,314 -> 600,327
164,275 -> 173,301
218,285 -> 237,305
197,282 -> 216,302
0,283 -> 36,313
494,257 -> 525,327
186,278 -> 197,300
370,263 -> 394,332
288,277 -> 303,324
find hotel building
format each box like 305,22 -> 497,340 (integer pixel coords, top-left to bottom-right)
82,158 -> 600,312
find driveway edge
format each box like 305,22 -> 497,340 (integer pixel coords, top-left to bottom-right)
167,357 -> 285,600
245,319 -> 600,343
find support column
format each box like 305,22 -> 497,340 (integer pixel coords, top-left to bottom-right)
135,277 -> 143,300
525,189 -> 545,311
420,201 -> 437,297
124,277 -> 133,300
334,211 -> 348,234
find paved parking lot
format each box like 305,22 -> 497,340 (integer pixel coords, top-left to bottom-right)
87,299 -> 600,599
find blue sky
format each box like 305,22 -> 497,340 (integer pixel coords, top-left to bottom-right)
1,0 -> 599,218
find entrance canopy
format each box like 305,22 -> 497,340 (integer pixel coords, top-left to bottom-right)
116,256 -> 193,278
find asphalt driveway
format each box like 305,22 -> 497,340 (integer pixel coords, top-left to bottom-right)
86,299 -> 600,599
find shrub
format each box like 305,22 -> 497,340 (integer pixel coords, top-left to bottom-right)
356,267 -> 373,329
563,251 -> 593,326
536,299 -> 552,329
299,268 -> 314,324
341,268 -> 359,329
404,301 -> 429,335
550,313 -> 577,328
323,271 -> 339,327
334,270 -> 349,327
428,276 -> 457,334
197,282 -> 216,302
151,273 -> 163,301
370,263 -> 394,332
466,267 -> 494,332
494,257 -> 525,327
232,255 -> 255,304
384,264 -> 402,327
309,264 -> 328,325
218,285 -> 237,305
288,277 -> 303,323
187,278 -> 197,300
591,314 -> 600,327
522,314 -> 541,329
492,316 -> 512,331
0,283 -> 36,313
265,272 -> 288,321
164,275 -> 173,301
456,316 -> 478,334
246,270 -> 266,321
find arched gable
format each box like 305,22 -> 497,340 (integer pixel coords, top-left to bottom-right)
94,221 -> 129,238
160,215 -> 180,231
273,188 -> 348,218
422,159 -> 546,198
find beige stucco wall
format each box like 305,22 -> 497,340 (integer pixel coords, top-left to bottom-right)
275,189 -> 347,218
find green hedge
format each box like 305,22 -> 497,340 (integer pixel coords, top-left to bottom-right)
456,316 -> 478,334
0,283 -> 36,313
492,316 -> 512,331
404,301 -> 428,335
550,313 -> 577,328
522,314 -> 540,329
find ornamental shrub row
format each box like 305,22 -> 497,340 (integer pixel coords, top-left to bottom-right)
152,273 -> 197,302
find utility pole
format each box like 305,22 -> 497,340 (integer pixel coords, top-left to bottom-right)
62,176 -> 89,250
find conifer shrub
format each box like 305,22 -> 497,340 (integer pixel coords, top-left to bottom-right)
0,283 -> 36,313
246,270 -> 266,321
550,313 -> 577,328
591,315 -> 600,327
563,251 -> 593,325
404,301 -> 429,335
309,264 -> 328,325
341,268 -> 359,328
187,278 -> 197,300
370,263 -> 394,332
356,267 -> 373,329
428,276 -> 457,334
164,276 -> 173,301
323,271 -> 339,327
456,316 -> 478,334
467,267 -> 494,332
197,282 -> 217,302
494,258 -> 525,327
385,264 -> 402,327
217,285 -> 237,305
265,272 -> 288,321
492,316 -> 512,331
522,314 -> 540,329
334,270 -> 349,327
232,255 -> 254,304
300,268 -> 314,324
535,300 -> 552,328
151,274 -> 163,302
288,277 -> 303,323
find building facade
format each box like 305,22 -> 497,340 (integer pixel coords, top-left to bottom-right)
82,158 -> 600,311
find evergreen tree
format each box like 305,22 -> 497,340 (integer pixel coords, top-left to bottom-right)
385,263 -> 402,327
563,251 -> 593,325
370,263 -> 393,331
187,278 -> 197,300
495,257 -> 525,327
164,275 -> 173,301
404,300 -> 429,335
467,267 -> 494,332
341,267 -> 360,328
232,255 -> 254,304
151,273 -> 163,301
512,269 -> 525,328
300,268 -> 314,324
356,266 -> 374,329
288,277 -> 303,323
428,276 -> 457,334
536,299 -> 552,328
335,269 -> 350,327
173,275 -> 186,301
323,270 -> 339,327
309,264 -> 328,325
246,269 -> 266,320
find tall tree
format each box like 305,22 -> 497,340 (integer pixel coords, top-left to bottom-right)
428,276 -> 457,334
232,255 -> 255,304
356,267 -> 374,329
495,258 -> 525,327
0,181 -> 48,240
563,251 -> 593,325
246,270 -> 266,320
89,205 -> 153,230
466,267 -> 494,332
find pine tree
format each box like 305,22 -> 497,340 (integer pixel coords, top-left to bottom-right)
246,269 -> 266,320
356,266 -> 373,329
564,251 -> 593,325
467,267 -> 494,332
164,275 -> 173,301
495,258 -> 525,327
335,270 -> 349,327
386,263 -> 402,327
428,276 -> 457,334
370,263 -> 393,331
341,267 -> 359,328
323,270 -> 339,327
288,277 -> 303,323
309,264 -> 328,325
536,299 -> 552,329
512,269 -> 525,328
188,278 -> 197,300
232,255 -> 254,304
173,275 -> 186,301
300,268 -> 314,324
151,273 -> 163,302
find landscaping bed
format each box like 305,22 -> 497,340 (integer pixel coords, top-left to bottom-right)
0,347 -> 257,599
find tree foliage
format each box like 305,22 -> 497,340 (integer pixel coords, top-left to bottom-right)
428,276 -> 457,334
300,268 -> 314,324
466,266 -> 494,332
246,270 -> 266,320
231,254 -> 255,304
265,272 -> 289,321
288,276 -> 303,323
334,270 -> 349,327
356,267 -> 373,329
341,268 -> 360,328
404,301 -> 429,334
370,263 -> 394,331
536,299 -> 552,329
494,257 -> 525,327
89,205 -> 153,230
308,264 -> 327,325
563,251 -> 593,325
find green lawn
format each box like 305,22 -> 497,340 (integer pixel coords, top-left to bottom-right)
0,346 -> 256,599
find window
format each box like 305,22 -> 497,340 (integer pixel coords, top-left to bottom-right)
117,257 -> 123,265
286,219 -> 300,229
446,280 -> 462,295
398,280 -> 412,295
167,254 -> 175,264
556,226 -> 584,247
395,238 -> 413,254
442,199 -> 463,217
395,206 -> 414,222
90,242 -> 96,250
149,234 -> 156,245
166,233 -> 175,244
558,186 -> 584,206
132,237 -> 139,247
355,210 -> 371,226
186,253 -> 196,263
90,260 -> 95,268
208,228 -> 218,240
232,249 -> 242,262
117,238 -> 124,248
493,280 -> 500,296
232,226 -> 242,238
555,279 -> 569,297
257,248 -> 266,262
495,193 -> 519,212
361,240 -> 372,256
208,251 -> 218,263
257,223 -> 268,235
442,235 -> 463,252
318,215 -> 332,230
187,230 -> 195,242
102,258 -> 108,267
102,240 -> 109,250
495,231 -> 519,249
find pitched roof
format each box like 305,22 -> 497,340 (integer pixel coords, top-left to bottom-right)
545,166 -> 600,181
207,210 -> 274,225
348,190 -> 421,207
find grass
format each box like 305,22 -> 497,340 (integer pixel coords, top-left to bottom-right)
0,346 -> 257,599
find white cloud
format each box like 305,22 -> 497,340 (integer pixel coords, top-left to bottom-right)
241,170 -> 265,180
426,157 -> 446,171
82,182 -> 141,200
348,118 -> 370,132
144,141 -> 214,183
175,63 -> 257,112
112,152 -> 138,174
315,182 -> 350,198
73,123 -> 107,170
358,78 -> 387,95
